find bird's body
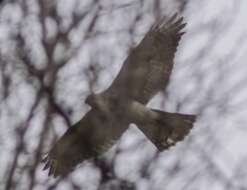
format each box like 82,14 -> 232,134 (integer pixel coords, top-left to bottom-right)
43,14 -> 196,177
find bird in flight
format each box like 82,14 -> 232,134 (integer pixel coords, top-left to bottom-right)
43,13 -> 196,177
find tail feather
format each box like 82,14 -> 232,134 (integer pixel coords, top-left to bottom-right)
137,109 -> 196,151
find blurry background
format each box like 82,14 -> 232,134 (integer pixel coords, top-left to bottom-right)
1,0 -> 247,189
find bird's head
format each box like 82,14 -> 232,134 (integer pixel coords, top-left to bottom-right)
85,94 -> 111,115
85,93 -> 106,110
85,93 -> 97,106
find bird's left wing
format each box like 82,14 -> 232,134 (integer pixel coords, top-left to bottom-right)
42,110 -> 95,177
102,14 -> 186,104
42,109 -> 127,177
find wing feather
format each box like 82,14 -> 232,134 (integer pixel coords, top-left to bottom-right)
102,14 -> 186,104
42,109 -> 127,177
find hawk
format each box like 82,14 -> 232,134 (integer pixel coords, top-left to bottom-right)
43,14 -> 196,177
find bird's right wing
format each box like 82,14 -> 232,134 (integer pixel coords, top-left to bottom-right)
101,14 -> 186,104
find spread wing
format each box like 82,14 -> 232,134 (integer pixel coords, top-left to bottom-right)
42,109 -> 127,177
102,14 -> 186,104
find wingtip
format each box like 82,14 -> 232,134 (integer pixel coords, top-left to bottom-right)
167,13 -> 183,25
169,13 -> 178,22
43,162 -> 50,171
151,12 -> 185,32
154,13 -> 186,33
48,168 -> 53,177
41,155 -> 48,163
